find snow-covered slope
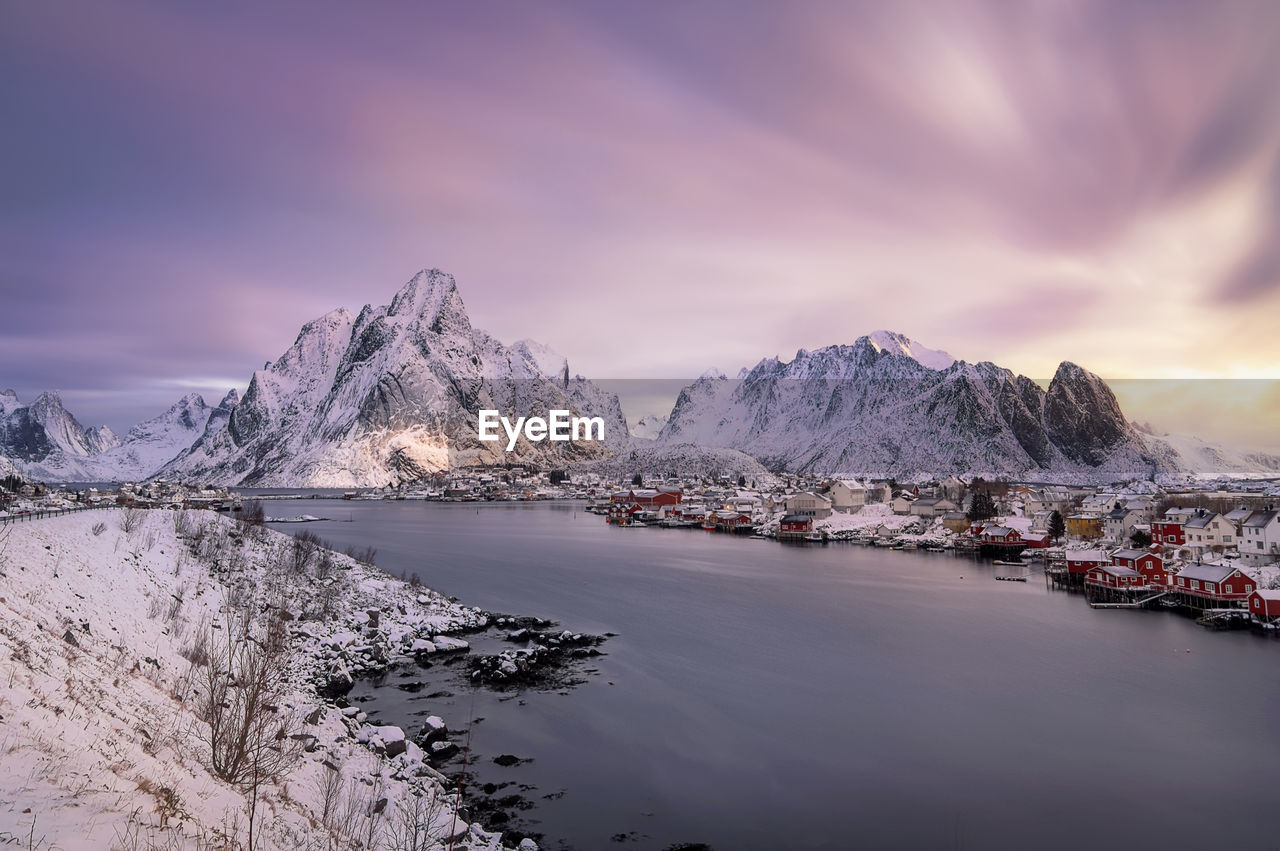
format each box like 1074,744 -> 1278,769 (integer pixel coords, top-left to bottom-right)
161,269 -> 628,486
1146,431 -> 1280,478
659,333 -> 1165,483
575,441 -> 777,486
0,509 -> 514,849
89,393 -> 219,481
863,330 -> 956,370
629,414 -> 668,440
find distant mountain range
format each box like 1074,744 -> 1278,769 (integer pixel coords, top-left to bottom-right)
3,270 -> 1277,486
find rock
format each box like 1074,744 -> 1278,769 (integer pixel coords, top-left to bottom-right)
61,629 -> 78,647
304,707 -> 324,726
409,638 -> 436,654
432,635 -> 469,652
375,725 -> 407,757
429,740 -> 459,759
493,754 -> 527,767
519,839 -> 539,851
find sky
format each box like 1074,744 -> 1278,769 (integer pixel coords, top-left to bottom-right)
2,1 -> 1279,448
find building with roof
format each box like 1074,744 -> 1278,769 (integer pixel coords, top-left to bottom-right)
1170,563 -> 1257,608
1241,510 -> 1280,566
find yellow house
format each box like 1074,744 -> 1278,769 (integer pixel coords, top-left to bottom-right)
1066,514 -> 1103,540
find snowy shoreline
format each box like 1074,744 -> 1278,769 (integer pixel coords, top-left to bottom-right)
0,509 -> 541,850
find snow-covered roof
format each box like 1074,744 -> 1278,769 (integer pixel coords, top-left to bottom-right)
1094,564 -> 1141,577
1110,548 -> 1155,561
1177,563 -> 1238,582
1243,510 -> 1279,529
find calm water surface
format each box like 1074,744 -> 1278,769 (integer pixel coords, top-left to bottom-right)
265,500 -> 1280,850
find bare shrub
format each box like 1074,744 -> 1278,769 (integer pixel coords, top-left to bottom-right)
179,627 -> 211,668
121,507 -> 144,534
240,500 -> 265,531
385,789 -> 447,851
291,530 -> 321,576
91,521 -> 107,536
344,544 -> 377,566
316,762 -> 343,830
193,612 -> 300,788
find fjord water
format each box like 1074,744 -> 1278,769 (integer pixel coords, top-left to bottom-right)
266,500 -> 1280,850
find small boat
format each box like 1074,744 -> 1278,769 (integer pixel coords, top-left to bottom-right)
992,559 -> 1028,566
994,574 -> 1028,582
804,531 -> 824,542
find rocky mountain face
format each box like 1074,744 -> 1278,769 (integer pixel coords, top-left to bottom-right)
658,333 -> 1165,483
0,390 -> 229,482
160,269 -> 628,486
0,390 -> 121,480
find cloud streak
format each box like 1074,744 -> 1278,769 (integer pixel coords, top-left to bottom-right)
1,0 -> 1279,442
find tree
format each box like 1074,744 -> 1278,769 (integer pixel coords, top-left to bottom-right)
1130,528 -> 1152,548
631,473 -> 643,487
548,469 -> 569,485
967,492 -> 997,524
1048,510 -> 1066,543
737,475 -> 746,487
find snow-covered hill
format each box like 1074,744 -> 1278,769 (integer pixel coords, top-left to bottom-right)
1145,431 -> 1280,478
658,333 -> 1167,483
629,414 -> 668,441
0,509 -> 515,849
160,269 -> 629,486
575,441 -> 777,486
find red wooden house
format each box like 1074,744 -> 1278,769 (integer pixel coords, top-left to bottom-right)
780,514 -> 814,534
614,488 -> 683,508
1065,550 -> 1111,576
1151,520 -> 1186,546
1248,590 -> 1280,623
980,526 -> 1024,545
1110,548 -> 1169,586
1085,563 -> 1147,589
1171,563 -> 1257,605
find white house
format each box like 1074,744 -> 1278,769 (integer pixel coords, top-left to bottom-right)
1103,506 -> 1144,544
828,480 -> 867,514
910,497 -> 958,519
784,491 -> 832,519
1182,510 -> 1237,554
890,493 -> 917,515
1241,510 -> 1280,566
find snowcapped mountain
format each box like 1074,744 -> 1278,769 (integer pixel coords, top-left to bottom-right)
160,269 -> 628,487
862,330 -> 956,370
0,390 -> 236,483
658,333 -> 1167,483
1143,431 -> 1280,478
88,393 -> 222,481
629,414 -> 668,440
0,390 -> 122,481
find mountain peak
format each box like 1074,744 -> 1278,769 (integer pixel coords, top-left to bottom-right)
859,330 -> 955,370
511,339 -> 570,382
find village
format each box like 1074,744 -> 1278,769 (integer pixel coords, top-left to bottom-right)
5,469 -> 1280,635
586,474 -> 1280,633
